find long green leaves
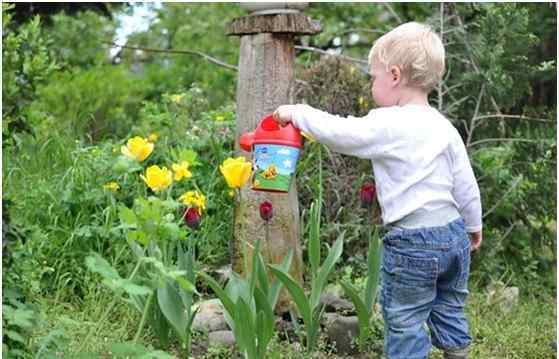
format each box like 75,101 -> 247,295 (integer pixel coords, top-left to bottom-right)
199,241 -> 293,359
268,196 -> 344,353
365,227 -> 382,313
340,222 -> 382,351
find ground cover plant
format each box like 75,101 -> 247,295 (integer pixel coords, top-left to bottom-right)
2,3 -> 556,358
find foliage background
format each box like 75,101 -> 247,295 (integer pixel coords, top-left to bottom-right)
2,2 -> 556,358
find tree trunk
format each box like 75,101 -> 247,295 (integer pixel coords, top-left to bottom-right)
229,13 -> 321,313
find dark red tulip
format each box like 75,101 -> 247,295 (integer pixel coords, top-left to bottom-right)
259,200 -> 273,221
183,207 -> 201,230
360,182 -> 376,208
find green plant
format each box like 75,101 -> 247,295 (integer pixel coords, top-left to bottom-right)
268,148 -> 345,353
2,4 -> 58,148
339,217 -> 382,350
200,234 -> 293,359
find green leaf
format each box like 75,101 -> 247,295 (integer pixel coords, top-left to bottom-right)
256,252 -> 269,297
268,265 -> 311,328
85,253 -> 121,281
236,297 -> 257,359
249,239 -> 262,298
311,233 -> 344,310
365,229 -> 382,313
254,286 -> 275,354
198,272 -> 236,324
269,249 -> 293,310
116,279 -> 152,296
178,149 -> 198,166
150,297 -> 171,348
110,342 -> 148,356
119,205 -> 138,226
340,280 -> 370,349
5,329 -> 25,343
128,230 -> 148,246
157,281 -> 187,341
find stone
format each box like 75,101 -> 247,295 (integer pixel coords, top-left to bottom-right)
324,283 -> 345,298
499,286 -> 520,314
320,292 -> 354,313
485,281 -> 520,314
192,312 -> 229,332
192,299 -> 229,332
208,330 -> 236,348
325,314 -> 359,355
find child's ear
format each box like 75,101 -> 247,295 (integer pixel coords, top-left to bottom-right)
389,66 -> 402,86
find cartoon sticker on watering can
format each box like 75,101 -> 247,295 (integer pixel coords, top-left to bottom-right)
239,114 -> 303,193
252,144 -> 300,192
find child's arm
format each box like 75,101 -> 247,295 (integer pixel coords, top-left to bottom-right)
273,104 -> 388,159
450,129 -> 483,249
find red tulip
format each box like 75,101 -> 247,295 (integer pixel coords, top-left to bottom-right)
183,207 -> 201,230
360,182 -> 376,208
259,200 -> 273,221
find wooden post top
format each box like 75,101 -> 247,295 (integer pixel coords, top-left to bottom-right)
227,13 -> 321,36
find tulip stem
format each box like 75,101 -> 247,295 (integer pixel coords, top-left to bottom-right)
133,291 -> 154,343
237,188 -> 249,277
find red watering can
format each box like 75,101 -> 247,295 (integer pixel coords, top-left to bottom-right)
239,114 -> 302,193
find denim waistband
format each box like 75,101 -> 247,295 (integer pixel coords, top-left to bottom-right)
384,217 -> 467,250
391,206 -> 461,229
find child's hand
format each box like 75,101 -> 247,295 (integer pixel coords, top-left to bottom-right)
469,231 -> 482,252
272,105 -> 298,127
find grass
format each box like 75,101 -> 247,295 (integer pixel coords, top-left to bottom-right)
28,282 -> 556,358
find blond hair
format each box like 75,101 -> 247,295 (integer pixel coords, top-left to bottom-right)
368,22 -> 445,92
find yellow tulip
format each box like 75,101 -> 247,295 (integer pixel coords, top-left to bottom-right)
140,165 -> 173,192
103,182 -> 120,192
179,190 -> 206,212
172,161 -> 192,181
170,94 -> 185,104
219,157 -> 252,189
121,136 -> 154,162
148,133 -> 158,142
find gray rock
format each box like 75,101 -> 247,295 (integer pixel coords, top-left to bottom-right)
485,281 -> 520,314
192,299 -> 229,332
499,286 -> 519,314
324,283 -> 345,298
320,293 -> 354,313
325,314 -> 359,355
208,330 -> 236,348
192,312 -> 229,332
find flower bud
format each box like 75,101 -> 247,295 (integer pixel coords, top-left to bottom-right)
360,182 -> 376,208
183,207 -> 201,230
259,200 -> 273,221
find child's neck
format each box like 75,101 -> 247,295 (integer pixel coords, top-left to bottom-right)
396,87 -> 430,107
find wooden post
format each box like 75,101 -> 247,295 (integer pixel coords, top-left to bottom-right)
227,11 -> 321,313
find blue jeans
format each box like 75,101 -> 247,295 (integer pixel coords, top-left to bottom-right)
380,218 -> 472,359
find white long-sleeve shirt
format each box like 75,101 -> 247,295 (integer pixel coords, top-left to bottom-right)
290,104 -> 482,233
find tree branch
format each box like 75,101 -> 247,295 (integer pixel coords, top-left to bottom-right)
104,41 -> 238,71
469,137 -> 545,148
294,45 -> 368,66
482,177 -> 522,219
466,84 -> 485,148
473,114 -> 554,123
382,3 -> 402,23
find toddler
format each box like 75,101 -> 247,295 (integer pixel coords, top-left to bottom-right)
273,22 -> 482,359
